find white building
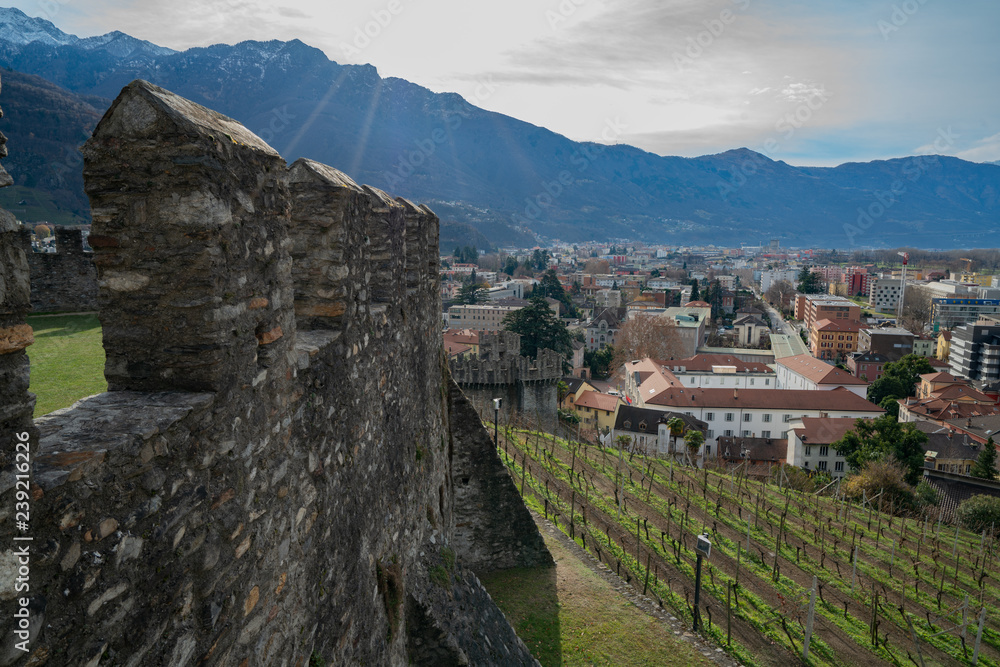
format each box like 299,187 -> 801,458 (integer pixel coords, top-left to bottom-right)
868,278 -> 902,311
621,358 -> 883,452
775,354 -> 869,398
761,268 -> 800,293
787,418 -> 857,477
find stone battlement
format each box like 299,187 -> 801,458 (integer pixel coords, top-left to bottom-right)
0,79 -> 549,666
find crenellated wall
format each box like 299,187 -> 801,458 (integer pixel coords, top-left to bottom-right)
0,79 -> 548,667
19,226 -> 98,313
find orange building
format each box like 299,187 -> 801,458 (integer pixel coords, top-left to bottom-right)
801,295 -> 862,331
810,318 -> 863,362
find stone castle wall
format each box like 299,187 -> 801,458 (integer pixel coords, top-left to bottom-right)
19,226 -> 98,313
0,79 -> 549,667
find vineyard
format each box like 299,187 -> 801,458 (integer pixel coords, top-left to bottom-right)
491,418 -> 1000,667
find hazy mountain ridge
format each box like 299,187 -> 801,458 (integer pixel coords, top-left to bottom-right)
1,7 -> 998,247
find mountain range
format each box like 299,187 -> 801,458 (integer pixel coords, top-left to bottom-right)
0,6 -> 998,249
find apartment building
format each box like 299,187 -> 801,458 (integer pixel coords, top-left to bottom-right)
798,294 -> 862,331
932,298 -> 1000,330
868,278 -> 902,312
859,327 -> 915,362
949,320 -> 1000,381
810,318 -> 863,362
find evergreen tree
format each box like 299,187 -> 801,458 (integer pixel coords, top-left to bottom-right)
797,267 -> 823,294
502,295 -> 573,359
971,437 -> 998,480
832,414 -> 928,485
689,279 -> 700,301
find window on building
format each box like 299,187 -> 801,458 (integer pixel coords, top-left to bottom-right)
817,460 -> 827,471
819,445 -> 829,456
762,414 -> 772,423
743,413 -> 752,422
705,445 -> 711,456
724,429 -> 733,437
762,430 -> 771,438
725,413 -> 734,422
742,430 -> 751,437
805,446 -> 812,457
750,379 -> 755,386
706,430 -> 714,439
705,412 -> 715,421
834,461 -> 844,472
783,414 -> 791,422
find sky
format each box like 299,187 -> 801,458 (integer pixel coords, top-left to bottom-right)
10,0 -> 1000,166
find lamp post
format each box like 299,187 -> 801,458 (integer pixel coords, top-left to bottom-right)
493,397 -> 502,449
693,533 -> 712,632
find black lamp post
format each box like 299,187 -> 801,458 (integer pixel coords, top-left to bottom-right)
493,397 -> 502,450
693,533 -> 712,632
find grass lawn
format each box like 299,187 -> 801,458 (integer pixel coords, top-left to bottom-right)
25,313 -> 106,417
481,523 -> 714,667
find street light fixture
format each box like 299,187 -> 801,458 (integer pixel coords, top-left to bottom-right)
493,397 -> 502,450
693,533 -> 712,632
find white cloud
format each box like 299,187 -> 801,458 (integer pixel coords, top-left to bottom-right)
956,133 -> 1000,163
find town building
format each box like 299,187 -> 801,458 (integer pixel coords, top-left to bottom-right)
611,406 -> 707,456
654,354 -> 775,389
447,303 -> 522,331
868,278 -> 903,312
573,390 -> 621,433
586,307 -> 626,351
714,435 -> 787,471
859,327 -> 916,362
622,364 -> 883,450
917,421 -> 985,476
932,298 -> 1000,330
775,354 -> 869,397
913,335 -> 938,358
760,268 -> 800,293
797,294 -> 862,331
810,318 -> 863,362
949,319 -> 1000,382
733,311 -> 769,346
937,331 -> 952,362
847,351 -> 890,382
787,418 -> 856,477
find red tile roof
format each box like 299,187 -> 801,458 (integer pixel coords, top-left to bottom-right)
793,417 -> 862,444
576,390 -> 621,413
920,372 -> 959,383
779,354 -> 868,386
662,354 -> 772,374
647,386 -> 883,412
813,318 -> 863,333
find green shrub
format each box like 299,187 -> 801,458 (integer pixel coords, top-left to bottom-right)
914,480 -> 940,511
956,494 -> 1000,534
842,458 -> 913,510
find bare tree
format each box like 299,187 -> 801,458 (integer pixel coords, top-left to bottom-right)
899,285 -> 932,334
611,313 -> 684,370
583,258 -> 611,274
764,280 -> 797,313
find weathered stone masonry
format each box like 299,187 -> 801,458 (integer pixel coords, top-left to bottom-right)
0,79 -> 550,666
18,226 -> 98,313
